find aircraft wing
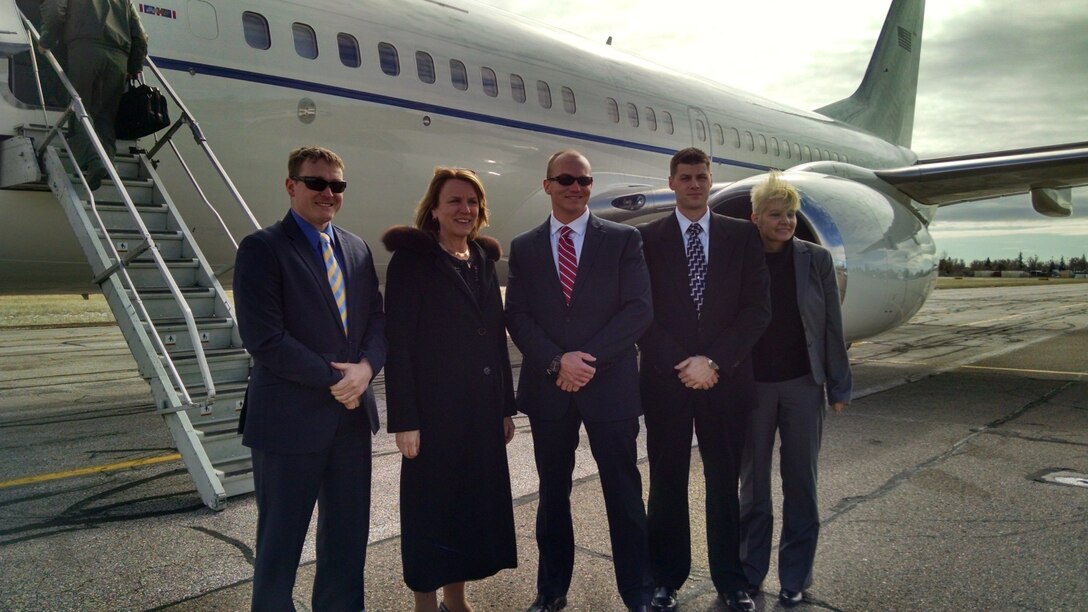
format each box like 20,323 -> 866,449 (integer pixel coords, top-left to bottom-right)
875,142 -> 1088,210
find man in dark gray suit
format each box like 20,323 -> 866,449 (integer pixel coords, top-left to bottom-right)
506,149 -> 654,612
234,146 -> 386,611
638,148 -> 770,612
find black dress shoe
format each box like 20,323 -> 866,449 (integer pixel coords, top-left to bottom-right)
651,586 -> 678,611
526,593 -> 567,612
721,590 -> 756,612
744,583 -> 762,598
779,588 -> 804,606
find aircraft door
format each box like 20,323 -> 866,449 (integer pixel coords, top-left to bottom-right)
687,107 -> 713,158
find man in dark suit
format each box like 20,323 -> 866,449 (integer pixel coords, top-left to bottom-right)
234,146 -> 386,611
637,148 -> 770,612
506,149 -> 654,612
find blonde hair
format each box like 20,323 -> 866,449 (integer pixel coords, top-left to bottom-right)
414,167 -> 490,240
750,171 -> 800,215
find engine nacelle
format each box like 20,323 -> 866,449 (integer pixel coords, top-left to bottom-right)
709,168 -> 938,342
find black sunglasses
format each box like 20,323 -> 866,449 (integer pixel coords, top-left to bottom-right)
547,174 -> 593,187
291,175 -> 348,193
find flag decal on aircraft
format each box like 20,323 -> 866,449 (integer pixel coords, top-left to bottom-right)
898,26 -> 912,51
139,4 -> 177,19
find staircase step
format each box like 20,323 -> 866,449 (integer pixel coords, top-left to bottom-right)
100,229 -> 185,260
167,349 -> 251,388
126,259 -> 201,288
151,317 -> 236,353
87,201 -> 170,231
131,287 -> 219,319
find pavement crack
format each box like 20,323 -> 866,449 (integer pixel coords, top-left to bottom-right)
189,525 -> 256,566
824,380 -> 1075,525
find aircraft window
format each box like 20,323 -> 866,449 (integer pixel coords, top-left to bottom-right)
511,74 -> 526,103
562,87 -> 576,114
482,67 -> 499,97
729,127 -> 740,148
606,98 -> 620,123
821,149 -> 828,161
793,142 -> 801,159
537,81 -> 552,108
744,131 -> 754,151
662,111 -> 674,134
451,60 -> 469,91
416,51 -> 436,84
337,33 -> 361,68
771,137 -> 780,156
626,103 -> 639,127
292,23 -> 318,59
757,134 -> 767,154
842,154 -> 849,164
242,12 -> 270,50
378,42 -> 400,76
803,145 -> 810,160
645,107 -> 657,131
714,123 -> 724,145
695,119 -> 707,142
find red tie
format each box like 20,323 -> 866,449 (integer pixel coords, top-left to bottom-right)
558,225 -> 578,305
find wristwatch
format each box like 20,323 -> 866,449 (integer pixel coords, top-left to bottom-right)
546,354 -> 563,377
706,357 -> 720,372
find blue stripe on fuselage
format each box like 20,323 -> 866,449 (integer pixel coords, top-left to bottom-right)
151,56 -> 770,172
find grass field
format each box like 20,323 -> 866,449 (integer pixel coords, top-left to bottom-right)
0,278 -> 1083,328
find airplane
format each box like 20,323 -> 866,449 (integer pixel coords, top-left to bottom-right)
0,0 -> 1085,344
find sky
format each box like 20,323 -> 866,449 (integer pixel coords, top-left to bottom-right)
473,0 -> 1088,263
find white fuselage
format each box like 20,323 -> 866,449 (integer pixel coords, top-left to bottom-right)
0,0 -> 932,341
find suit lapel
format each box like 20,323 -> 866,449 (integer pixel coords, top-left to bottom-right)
530,219 -> 566,307
569,214 -> 604,307
285,214 -> 344,331
658,214 -> 698,313
703,214 -> 739,312
793,238 -> 810,304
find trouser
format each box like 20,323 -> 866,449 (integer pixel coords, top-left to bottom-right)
250,416 -> 372,611
645,390 -> 748,593
65,40 -> 126,171
739,375 -> 825,592
529,406 -> 653,608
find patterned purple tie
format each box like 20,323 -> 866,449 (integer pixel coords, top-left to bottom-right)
558,225 -> 577,306
686,223 -> 706,315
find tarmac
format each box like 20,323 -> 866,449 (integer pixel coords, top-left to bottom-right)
1,283 -> 1087,611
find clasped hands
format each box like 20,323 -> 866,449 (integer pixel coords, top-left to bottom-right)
329,359 -> 373,410
555,351 -> 596,392
676,355 -> 718,390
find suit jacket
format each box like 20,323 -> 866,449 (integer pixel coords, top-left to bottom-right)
234,212 -> 387,453
791,238 -> 852,404
505,213 -> 652,421
638,212 -> 771,407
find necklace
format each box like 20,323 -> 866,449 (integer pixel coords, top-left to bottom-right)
439,241 -> 471,261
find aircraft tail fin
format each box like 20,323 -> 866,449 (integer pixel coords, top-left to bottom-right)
816,0 -> 925,148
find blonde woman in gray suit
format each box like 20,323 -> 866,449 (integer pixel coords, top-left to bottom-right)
739,172 -> 852,607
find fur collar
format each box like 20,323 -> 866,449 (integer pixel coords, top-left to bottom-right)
381,225 -> 502,261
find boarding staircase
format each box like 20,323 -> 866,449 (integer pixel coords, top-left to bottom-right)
0,16 -> 260,510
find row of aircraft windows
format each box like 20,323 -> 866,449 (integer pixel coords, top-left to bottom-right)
242,12 -> 849,163
242,12 -> 577,113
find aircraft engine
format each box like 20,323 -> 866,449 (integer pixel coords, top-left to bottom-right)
709,168 -> 938,342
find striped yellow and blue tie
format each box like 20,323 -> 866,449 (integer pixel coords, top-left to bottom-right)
319,232 -> 348,335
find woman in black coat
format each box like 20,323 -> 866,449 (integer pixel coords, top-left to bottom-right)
382,167 -> 517,612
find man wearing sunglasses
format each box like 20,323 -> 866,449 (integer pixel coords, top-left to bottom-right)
234,146 -> 386,611
637,148 -> 770,612
506,149 -> 655,612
